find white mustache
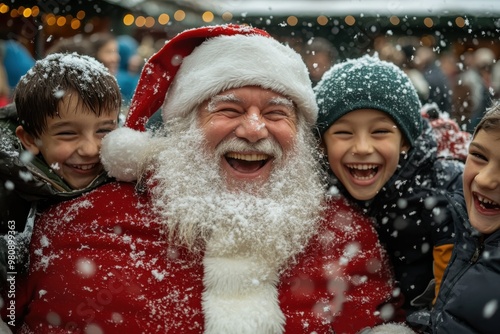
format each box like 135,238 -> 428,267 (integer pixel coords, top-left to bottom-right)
214,137 -> 283,162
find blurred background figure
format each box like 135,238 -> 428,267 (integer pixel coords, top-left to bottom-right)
116,35 -> 141,107
451,68 -> 484,132
438,50 -> 461,87
474,47 -> 495,91
89,32 -> 120,75
413,46 -> 452,114
1,39 -> 35,95
45,34 -> 93,56
302,37 -> 338,86
378,42 -> 430,104
0,45 -> 11,107
0,64 -> 9,108
492,60 -> 500,100
451,48 -> 495,132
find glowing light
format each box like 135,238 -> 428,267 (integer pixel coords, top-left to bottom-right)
287,16 -> 298,26
345,15 -> 356,26
455,16 -> 466,28
222,11 -> 233,21
56,16 -> 66,26
158,13 -> 169,25
71,18 -> 81,30
45,14 -> 56,26
202,11 -> 214,23
0,4 -> 9,14
10,9 -> 20,18
123,13 -> 134,26
76,10 -> 85,20
174,10 -> 185,21
135,15 -> 146,27
22,7 -> 31,18
424,17 -> 434,28
390,16 -> 400,25
145,16 -> 155,28
317,15 -> 328,26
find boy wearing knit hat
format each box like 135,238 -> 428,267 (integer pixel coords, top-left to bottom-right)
315,54 -> 465,320
10,26 -> 413,333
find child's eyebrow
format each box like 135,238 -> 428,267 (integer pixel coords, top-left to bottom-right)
468,142 -> 485,150
98,119 -> 117,126
48,121 -> 74,129
335,115 -> 396,124
48,119 -> 117,130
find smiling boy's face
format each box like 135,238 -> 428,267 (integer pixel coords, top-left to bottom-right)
463,128 -> 500,235
322,108 -> 409,201
17,93 -> 119,190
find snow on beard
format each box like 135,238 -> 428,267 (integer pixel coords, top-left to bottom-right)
146,111 -> 325,271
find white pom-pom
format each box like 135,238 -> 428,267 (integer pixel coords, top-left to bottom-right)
100,127 -> 152,182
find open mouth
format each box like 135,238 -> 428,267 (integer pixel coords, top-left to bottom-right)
476,194 -> 500,211
346,163 -> 378,180
225,152 -> 271,173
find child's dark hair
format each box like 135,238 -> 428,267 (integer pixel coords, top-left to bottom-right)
473,102 -> 500,138
14,52 -> 121,138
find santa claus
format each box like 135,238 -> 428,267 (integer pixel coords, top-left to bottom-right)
12,25 -> 413,333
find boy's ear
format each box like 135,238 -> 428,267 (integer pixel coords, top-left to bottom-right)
15,126 -> 40,155
401,141 -> 411,153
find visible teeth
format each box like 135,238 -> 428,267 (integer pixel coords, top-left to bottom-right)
72,164 -> 96,170
346,164 -> 377,170
226,153 -> 269,161
477,194 -> 498,206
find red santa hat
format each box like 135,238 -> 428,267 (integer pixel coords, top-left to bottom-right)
126,24 -> 317,130
101,24 -> 317,181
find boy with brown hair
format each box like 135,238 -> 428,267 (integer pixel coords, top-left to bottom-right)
431,102 -> 500,333
0,52 -> 121,286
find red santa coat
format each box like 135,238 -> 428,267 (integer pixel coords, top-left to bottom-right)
13,181 -> 402,333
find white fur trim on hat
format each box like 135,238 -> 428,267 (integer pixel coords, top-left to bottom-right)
162,34 -> 318,126
100,127 -> 152,182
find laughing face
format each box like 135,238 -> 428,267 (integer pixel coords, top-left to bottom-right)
322,109 -> 409,201
197,86 -> 298,188
463,128 -> 500,235
16,93 -> 119,190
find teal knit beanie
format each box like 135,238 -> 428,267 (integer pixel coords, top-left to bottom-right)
314,54 -> 423,147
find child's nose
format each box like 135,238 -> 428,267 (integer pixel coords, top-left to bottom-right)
476,165 -> 500,190
352,135 -> 374,155
78,137 -> 100,156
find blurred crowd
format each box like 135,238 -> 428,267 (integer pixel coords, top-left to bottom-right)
1,30 -> 498,134
292,35 -> 499,134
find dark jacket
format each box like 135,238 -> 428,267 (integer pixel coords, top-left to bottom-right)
329,119 -> 464,313
0,103 -> 112,285
430,192 -> 500,334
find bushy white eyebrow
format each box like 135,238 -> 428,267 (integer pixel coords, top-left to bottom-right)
206,94 -> 294,113
269,97 -> 294,110
207,93 -> 238,112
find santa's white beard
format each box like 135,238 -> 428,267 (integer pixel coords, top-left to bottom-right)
145,115 -> 325,333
